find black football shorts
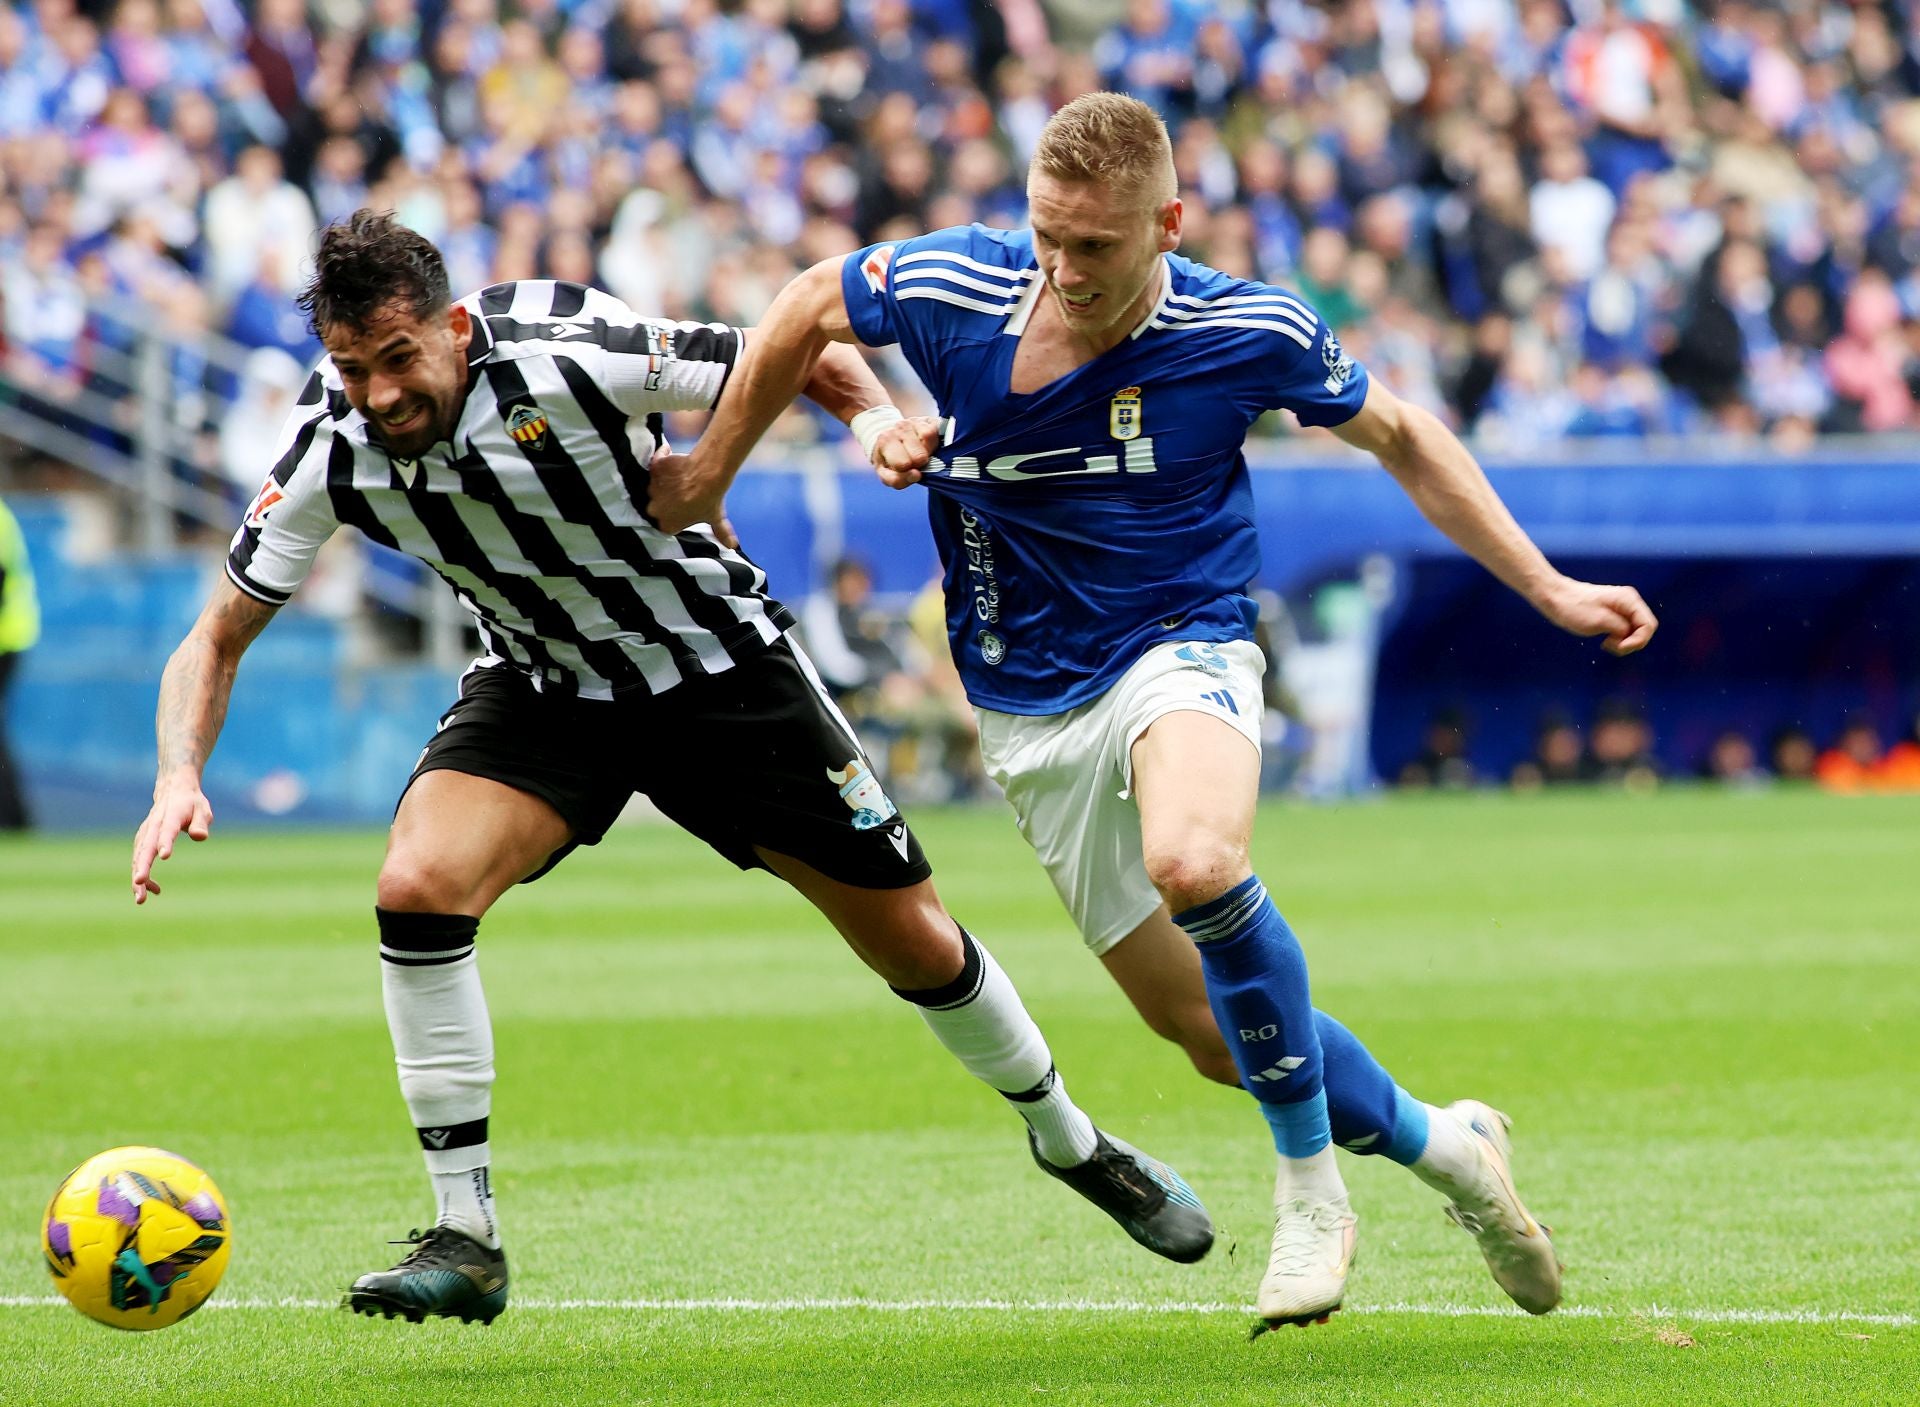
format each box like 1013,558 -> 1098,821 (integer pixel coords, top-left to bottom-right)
404,638 -> 931,889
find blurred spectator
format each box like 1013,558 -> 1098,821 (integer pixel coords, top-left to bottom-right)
218,344 -> 308,503
1587,697 -> 1660,789
1529,141 -> 1616,282
1510,710 -> 1588,789
202,144 -> 317,309
1397,707 -> 1476,790
1702,730 -> 1769,787
1814,716 -> 1884,791
0,493 -> 41,831
1878,717 -> 1920,790
1769,726 -> 1818,781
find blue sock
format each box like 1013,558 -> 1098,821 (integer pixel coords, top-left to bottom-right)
1316,1011 -> 1430,1165
1174,876 -> 1329,1158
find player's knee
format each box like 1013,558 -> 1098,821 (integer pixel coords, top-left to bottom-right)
376,855 -> 485,916
1142,838 -> 1246,915
873,920 -> 967,990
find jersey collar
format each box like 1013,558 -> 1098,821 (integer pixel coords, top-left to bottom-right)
1127,256 -> 1173,341
1002,255 -> 1173,343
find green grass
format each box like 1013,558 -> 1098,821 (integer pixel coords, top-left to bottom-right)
1,789 -> 1916,1405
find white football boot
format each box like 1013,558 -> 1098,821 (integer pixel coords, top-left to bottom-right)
1435,1100 -> 1562,1314
1256,1160 -> 1358,1328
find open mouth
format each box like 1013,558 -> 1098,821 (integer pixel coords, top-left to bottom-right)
380,404 -> 427,436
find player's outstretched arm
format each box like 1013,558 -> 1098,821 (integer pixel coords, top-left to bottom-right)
131,579 -> 278,904
648,258 -> 875,535
1332,380 -> 1658,656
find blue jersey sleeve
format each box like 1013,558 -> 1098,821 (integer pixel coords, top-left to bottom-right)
1268,311 -> 1370,428
841,241 -> 905,349
840,226 -> 1034,407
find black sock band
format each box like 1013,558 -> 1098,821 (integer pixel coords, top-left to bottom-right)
1001,1065 -> 1059,1104
890,923 -> 985,1010
416,1116 -> 489,1152
377,909 -> 480,966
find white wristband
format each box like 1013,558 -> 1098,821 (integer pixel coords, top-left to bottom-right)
850,403 -> 905,462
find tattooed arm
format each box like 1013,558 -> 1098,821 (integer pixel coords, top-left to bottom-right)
131,579 -> 279,903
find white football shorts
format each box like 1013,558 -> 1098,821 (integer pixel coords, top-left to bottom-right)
974,638 -> 1266,956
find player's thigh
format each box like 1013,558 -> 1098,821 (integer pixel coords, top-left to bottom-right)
975,705 -> 1162,955
381,770 -> 574,916
1124,644 -> 1266,889
643,638 -> 934,892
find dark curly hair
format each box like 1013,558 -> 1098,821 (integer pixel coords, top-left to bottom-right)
297,209 -> 450,337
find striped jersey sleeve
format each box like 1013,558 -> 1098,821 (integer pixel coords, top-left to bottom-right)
470,281 -> 741,417
225,370 -> 345,606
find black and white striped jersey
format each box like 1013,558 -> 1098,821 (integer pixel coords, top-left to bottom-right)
225,279 -> 795,699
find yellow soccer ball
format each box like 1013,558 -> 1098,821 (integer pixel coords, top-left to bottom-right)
42,1146 -> 232,1330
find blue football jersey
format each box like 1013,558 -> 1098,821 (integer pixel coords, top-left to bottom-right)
841,224 -> 1369,714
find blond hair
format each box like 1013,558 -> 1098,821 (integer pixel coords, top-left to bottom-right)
1031,92 -> 1176,209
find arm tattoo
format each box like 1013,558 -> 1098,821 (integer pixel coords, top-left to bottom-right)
154,587 -> 278,780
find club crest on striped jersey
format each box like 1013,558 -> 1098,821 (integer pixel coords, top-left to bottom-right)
860,245 -> 896,295
827,758 -> 897,830
1109,386 -> 1143,441
505,403 -> 550,450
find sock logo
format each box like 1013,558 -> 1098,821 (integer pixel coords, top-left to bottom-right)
1246,1056 -> 1304,1084
422,1129 -> 452,1149
1239,1024 -> 1280,1042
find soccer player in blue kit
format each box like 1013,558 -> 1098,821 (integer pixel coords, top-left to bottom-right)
652,93 -> 1657,1328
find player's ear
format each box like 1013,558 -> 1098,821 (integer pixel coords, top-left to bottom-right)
1157,198 -> 1183,254
448,302 -> 472,355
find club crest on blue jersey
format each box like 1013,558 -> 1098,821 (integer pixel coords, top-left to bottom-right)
1322,333 -> 1356,394
1109,385 -> 1143,441
827,759 -> 898,830
506,404 -> 549,450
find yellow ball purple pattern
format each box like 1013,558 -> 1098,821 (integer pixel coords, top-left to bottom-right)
41,1146 -> 232,1331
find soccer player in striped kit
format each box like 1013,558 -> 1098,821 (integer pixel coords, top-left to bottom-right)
130,210 -> 1214,1325
653,93 -> 1658,1329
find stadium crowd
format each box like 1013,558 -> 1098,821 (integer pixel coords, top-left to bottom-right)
7,0 -> 1920,459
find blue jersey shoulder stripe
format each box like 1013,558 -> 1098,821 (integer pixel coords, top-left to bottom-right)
895,248 -> 1034,280
897,286 -> 1026,316
1149,311 -> 1315,347
895,266 -> 1034,299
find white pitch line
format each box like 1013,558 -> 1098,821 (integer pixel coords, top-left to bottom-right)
1,1295 -> 1912,1327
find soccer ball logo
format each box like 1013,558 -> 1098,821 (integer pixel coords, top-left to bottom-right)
42,1146 -> 232,1331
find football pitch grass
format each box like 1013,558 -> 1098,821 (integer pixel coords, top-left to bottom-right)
1,788 -> 1914,1405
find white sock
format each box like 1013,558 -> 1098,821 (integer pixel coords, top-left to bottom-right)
1006,1066 -> 1102,1167
894,927 -> 1100,1166
1409,1103 -> 1484,1197
430,1161 -> 500,1248
1277,1144 -> 1348,1202
378,911 -> 500,1247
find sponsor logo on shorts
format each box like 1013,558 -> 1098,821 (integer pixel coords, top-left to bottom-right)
1174,643 -> 1230,677
827,758 -> 898,831
1201,688 -> 1239,715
